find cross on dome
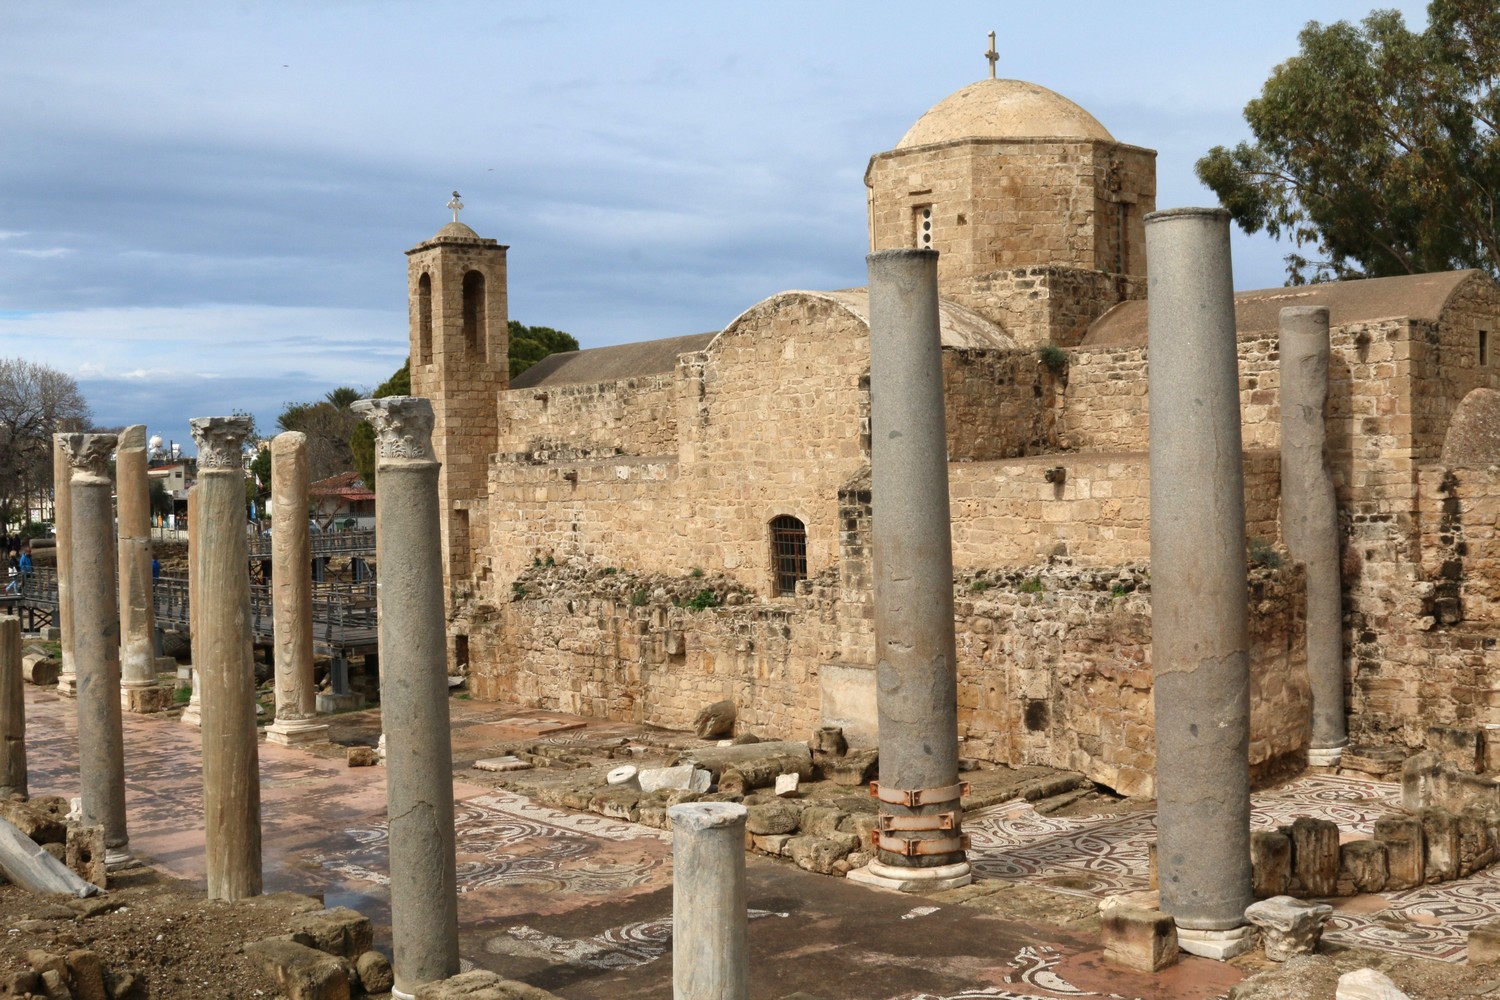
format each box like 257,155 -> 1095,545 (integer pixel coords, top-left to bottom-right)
447,191 -> 464,223
985,31 -> 998,79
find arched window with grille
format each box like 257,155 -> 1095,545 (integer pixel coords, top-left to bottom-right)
770,515 -> 808,596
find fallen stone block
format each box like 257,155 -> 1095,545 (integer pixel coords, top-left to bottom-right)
1335,967 -> 1411,999
693,699 -> 736,739
355,951 -> 393,994
1289,817 -> 1340,896
775,773 -> 800,797
1373,815 -> 1424,890
287,907 -> 373,960
415,968 -> 562,998
1428,724 -> 1484,773
1101,906 -> 1178,973
1250,829 -> 1291,898
637,765 -> 710,794
744,801 -> 799,836
787,834 -> 858,875
345,747 -> 379,768
244,938 -> 350,1000
64,949 -> 105,1000
819,748 -> 878,787
1402,751 -> 1443,811
20,654 -> 58,686
65,824 -> 106,890
1245,895 -> 1332,961
1336,840 -> 1388,895
1469,919 -> 1500,965
475,756 -> 532,774
0,797 -> 67,845
1420,807 -> 1459,883
684,741 -> 814,788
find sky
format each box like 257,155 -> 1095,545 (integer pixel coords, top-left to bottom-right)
0,1 -> 1432,453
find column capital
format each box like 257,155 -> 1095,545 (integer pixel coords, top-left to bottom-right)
189,416 -> 253,470
60,434 -> 116,483
352,396 -> 436,467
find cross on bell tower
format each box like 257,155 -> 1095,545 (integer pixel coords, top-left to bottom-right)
985,31 -> 998,79
446,191 -> 464,223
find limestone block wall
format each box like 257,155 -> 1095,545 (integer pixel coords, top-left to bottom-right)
671,294 -> 870,592
964,268 -> 1145,348
1413,277 -> 1500,462
940,451 -> 1281,571
1418,465 -> 1500,625
468,560 -> 1309,800
495,374 -> 678,460
941,348 -> 1063,460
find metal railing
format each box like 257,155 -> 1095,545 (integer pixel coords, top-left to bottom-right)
246,528 -> 375,561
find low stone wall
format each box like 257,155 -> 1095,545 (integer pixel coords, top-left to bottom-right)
466,559 -> 1310,798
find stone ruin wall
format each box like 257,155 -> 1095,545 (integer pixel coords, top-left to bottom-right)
965,268 -> 1147,350
1411,277 -> 1500,463
941,347 -> 1064,460
467,558 -> 1308,800
495,373 -> 679,460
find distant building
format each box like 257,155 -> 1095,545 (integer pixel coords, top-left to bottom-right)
309,472 -> 375,531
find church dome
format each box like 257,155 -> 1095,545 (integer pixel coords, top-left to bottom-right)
434,221 -> 480,239
895,78 -> 1114,149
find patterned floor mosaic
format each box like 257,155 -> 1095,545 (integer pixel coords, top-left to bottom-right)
966,773 -> 1496,962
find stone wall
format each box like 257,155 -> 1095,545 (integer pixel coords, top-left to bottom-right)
964,268 -> 1146,349
496,374 -> 679,461
469,560 -> 1309,800
942,348 -> 1063,460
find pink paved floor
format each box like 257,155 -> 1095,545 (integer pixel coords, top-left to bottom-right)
23,689 -> 1247,1000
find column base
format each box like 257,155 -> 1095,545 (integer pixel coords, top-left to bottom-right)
55,675 -> 78,698
391,989 -> 415,1000
846,859 -> 972,893
122,684 -> 172,714
316,692 -> 362,714
105,848 -> 139,872
266,719 -> 330,746
181,704 -> 201,728
1175,924 -> 1254,961
1308,744 -> 1347,768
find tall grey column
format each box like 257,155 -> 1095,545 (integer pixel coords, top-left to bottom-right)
62,433 -> 130,866
181,487 -> 202,728
0,616 -> 26,800
353,397 -> 458,997
848,248 -> 970,893
188,416 -> 262,901
1146,208 -> 1253,959
266,432 -> 327,746
1279,306 -> 1347,766
117,425 -> 167,713
52,437 -> 77,698
670,802 -> 748,1000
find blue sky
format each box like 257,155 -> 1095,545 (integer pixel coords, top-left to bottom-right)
0,1 -> 1430,451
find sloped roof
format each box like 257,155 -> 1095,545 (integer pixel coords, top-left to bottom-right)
714,288 -> 1017,351
510,332 -> 717,390
310,471 -> 374,501
1083,270 -> 1482,348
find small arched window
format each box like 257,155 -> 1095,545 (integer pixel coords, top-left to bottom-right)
417,272 -> 433,365
462,270 -> 485,356
770,515 -> 808,596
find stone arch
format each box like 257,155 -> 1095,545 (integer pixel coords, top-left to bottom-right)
769,514 -> 808,596
462,270 -> 485,357
417,272 -> 433,365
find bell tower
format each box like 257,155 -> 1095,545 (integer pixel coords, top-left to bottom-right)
405,193 -> 508,593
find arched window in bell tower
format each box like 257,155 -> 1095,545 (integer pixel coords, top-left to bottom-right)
417,272 -> 433,365
462,270 -> 485,357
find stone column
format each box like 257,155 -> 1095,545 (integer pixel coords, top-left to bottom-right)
1145,208 -> 1253,959
117,425 -> 167,713
353,396 -> 458,997
847,248 -> 971,893
669,802 -> 749,1000
188,416 -> 261,901
62,433 -> 130,866
0,615 -> 26,800
266,432 -> 328,746
1279,306 -> 1347,767
52,436 -> 77,698
181,487 -> 202,728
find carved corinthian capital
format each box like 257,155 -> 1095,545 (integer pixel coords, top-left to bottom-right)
351,396 -> 435,466
60,433 -> 117,483
189,416 -> 253,470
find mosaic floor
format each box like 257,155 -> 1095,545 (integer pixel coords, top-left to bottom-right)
966,773 -> 1496,962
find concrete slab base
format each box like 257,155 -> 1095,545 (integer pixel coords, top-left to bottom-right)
266,720 -> 331,746
1176,924 -> 1254,961
846,860 -> 972,893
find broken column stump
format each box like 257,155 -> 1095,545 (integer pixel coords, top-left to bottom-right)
1101,907 -> 1179,972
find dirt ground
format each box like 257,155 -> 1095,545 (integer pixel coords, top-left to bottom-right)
0,866 -> 385,999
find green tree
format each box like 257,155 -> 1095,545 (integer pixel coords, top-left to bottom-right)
276,388 -> 361,483
350,361 -> 411,490
1196,0 -> 1500,284
509,321 -> 579,378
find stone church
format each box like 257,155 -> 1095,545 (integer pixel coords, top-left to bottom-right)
403,75 -> 1500,797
